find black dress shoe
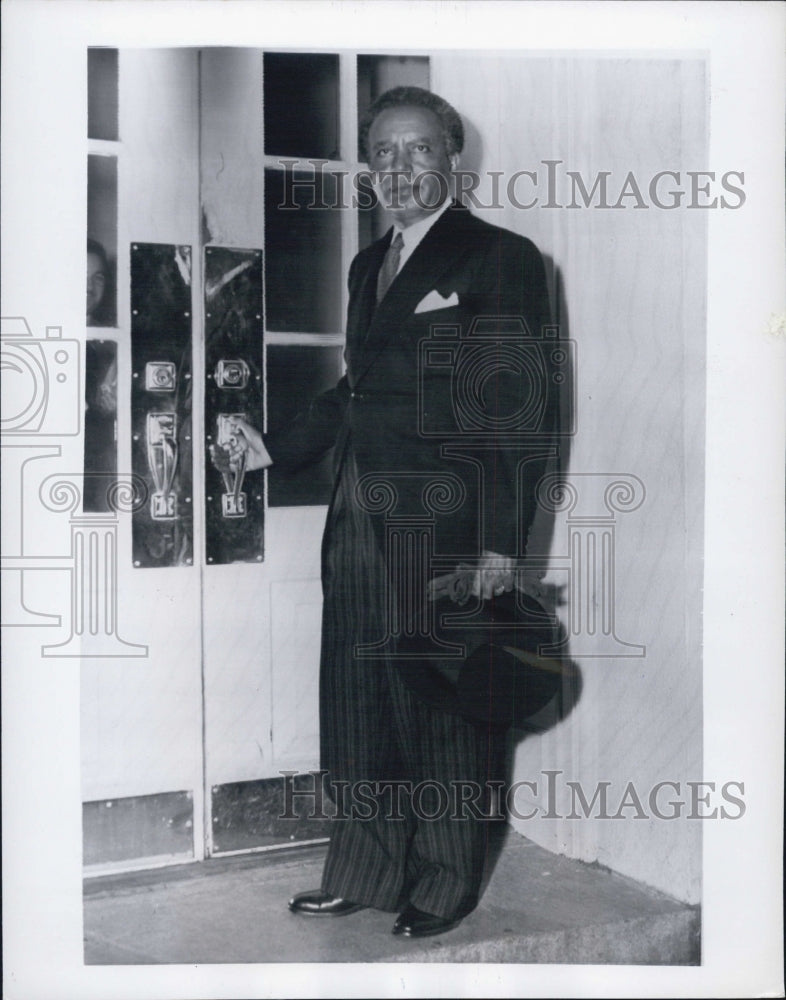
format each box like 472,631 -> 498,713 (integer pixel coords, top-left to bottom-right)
392,904 -> 461,938
288,889 -> 366,916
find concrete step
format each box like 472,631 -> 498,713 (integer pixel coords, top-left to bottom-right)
83,829 -> 699,965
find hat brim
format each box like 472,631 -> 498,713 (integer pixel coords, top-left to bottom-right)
394,590 -> 571,729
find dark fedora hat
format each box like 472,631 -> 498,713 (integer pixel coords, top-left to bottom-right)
394,583 -> 576,731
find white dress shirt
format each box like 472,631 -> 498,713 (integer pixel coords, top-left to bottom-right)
392,197 -> 453,274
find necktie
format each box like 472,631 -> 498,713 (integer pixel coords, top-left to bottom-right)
376,231 -> 404,303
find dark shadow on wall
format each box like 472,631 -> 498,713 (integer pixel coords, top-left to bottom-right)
458,112 -> 581,893
457,113 -> 575,562
482,613 -> 583,895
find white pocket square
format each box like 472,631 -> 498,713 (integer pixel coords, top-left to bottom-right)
414,290 -> 459,314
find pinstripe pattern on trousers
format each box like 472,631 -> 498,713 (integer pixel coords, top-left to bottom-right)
318,447 -> 505,919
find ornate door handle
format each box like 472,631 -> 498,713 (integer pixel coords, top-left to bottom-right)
216,413 -> 247,518
146,412 -> 178,520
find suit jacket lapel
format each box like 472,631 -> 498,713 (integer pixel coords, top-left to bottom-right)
355,237 -> 388,339
352,204 -> 473,386
344,235 -> 387,386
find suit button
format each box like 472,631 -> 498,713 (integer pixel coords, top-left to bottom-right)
350,391 -> 356,398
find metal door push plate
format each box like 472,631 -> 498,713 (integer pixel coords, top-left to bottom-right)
203,245 -> 263,564
131,242 -> 193,568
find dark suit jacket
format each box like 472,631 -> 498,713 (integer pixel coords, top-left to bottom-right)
266,202 -> 556,563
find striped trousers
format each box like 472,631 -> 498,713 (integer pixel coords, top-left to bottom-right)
318,447 -> 505,919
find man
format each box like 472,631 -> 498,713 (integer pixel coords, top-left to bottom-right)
229,86 -> 555,938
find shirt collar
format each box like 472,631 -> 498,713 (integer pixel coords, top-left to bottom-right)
393,197 -> 453,254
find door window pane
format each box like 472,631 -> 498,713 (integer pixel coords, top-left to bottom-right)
263,53 -> 339,160
264,167 -> 342,333
83,339 -> 118,512
266,344 -> 344,507
88,48 -> 119,141
87,154 -> 118,327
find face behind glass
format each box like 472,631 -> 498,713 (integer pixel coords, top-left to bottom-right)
367,105 -> 458,228
86,251 -> 107,324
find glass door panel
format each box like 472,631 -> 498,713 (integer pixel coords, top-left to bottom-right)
263,168 -> 343,334
263,53 -> 340,160
88,48 -> 119,141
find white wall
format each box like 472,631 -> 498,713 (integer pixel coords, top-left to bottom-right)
434,55 -> 706,903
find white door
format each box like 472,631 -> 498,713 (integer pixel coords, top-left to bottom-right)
81,47 -> 429,872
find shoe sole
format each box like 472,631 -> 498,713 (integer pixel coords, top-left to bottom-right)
288,903 -> 367,917
397,919 -> 461,938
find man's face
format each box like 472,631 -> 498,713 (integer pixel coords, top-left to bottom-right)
86,252 -> 106,322
367,105 -> 458,228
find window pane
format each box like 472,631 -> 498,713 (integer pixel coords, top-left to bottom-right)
87,154 -> 117,327
266,344 -> 343,507
83,339 -> 117,513
264,167 -> 342,333
263,53 -> 339,160
88,48 -> 119,141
